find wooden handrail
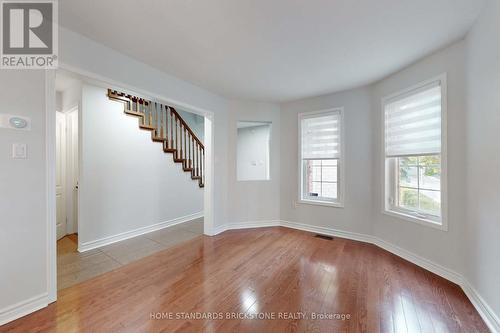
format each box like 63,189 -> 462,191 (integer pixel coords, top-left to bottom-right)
107,89 -> 203,147
169,107 -> 204,149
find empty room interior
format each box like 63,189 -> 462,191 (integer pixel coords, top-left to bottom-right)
0,0 -> 499,332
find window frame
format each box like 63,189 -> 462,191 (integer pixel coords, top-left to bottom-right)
298,108 -> 345,208
381,74 -> 448,231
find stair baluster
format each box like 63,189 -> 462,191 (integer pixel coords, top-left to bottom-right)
147,101 -> 152,127
169,107 -> 173,150
191,135 -> 194,168
164,105 -> 168,147
182,123 -> 185,162
196,142 -> 199,177
183,126 -> 187,167
175,114 -> 178,158
188,135 -> 191,168
160,104 -> 164,139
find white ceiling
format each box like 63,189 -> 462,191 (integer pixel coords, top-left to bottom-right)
59,0 -> 483,102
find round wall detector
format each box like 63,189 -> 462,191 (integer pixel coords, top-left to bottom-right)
9,117 -> 28,129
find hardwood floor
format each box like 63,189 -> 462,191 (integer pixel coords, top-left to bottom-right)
1,227 -> 488,332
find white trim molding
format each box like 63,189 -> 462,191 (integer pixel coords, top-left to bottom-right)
280,220 -> 370,243
208,220 -> 280,236
212,220 -> 499,332
372,237 -> 462,285
226,220 -> 282,230
45,70 -> 58,304
0,293 -> 49,326
78,212 -> 203,252
462,282 -> 500,333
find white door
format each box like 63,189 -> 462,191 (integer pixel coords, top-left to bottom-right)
66,109 -> 79,234
56,111 -> 67,240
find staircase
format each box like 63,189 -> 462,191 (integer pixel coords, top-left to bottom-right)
107,89 -> 205,188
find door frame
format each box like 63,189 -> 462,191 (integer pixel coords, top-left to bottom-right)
64,105 -> 79,235
55,111 -> 67,240
45,63 -> 216,303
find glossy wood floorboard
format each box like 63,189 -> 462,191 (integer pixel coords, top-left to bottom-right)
1,227 -> 488,333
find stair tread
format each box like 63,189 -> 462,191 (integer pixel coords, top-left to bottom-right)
124,110 -> 142,116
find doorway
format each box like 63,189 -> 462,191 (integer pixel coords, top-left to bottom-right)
56,107 -> 79,240
51,68 -> 215,293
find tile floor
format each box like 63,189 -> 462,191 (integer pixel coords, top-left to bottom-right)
57,218 -> 203,290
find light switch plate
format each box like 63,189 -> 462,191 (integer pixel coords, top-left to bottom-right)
12,143 -> 27,159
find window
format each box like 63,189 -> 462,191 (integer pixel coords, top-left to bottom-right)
299,109 -> 343,206
383,75 -> 447,228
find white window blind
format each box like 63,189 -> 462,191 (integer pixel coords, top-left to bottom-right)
385,82 -> 442,157
301,112 -> 340,160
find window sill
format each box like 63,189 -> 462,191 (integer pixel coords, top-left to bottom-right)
298,199 -> 344,208
383,209 -> 447,231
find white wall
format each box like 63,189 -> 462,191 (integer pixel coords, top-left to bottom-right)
79,85 -> 203,245
227,100 -> 281,224
59,26 -> 230,232
178,109 -> 204,143
60,82 -> 81,112
371,41 -> 467,275
280,87 -> 373,235
237,124 -> 270,181
0,71 -> 48,322
464,0 -> 500,319
56,91 -> 63,111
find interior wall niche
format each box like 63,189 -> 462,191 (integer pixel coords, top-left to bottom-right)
237,121 -> 271,181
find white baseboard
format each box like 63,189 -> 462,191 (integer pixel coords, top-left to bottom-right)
214,219 -> 498,332
0,293 -> 48,326
78,212 -> 203,252
372,237 -> 463,285
462,281 -> 500,333
227,220 -> 281,230
209,224 -> 228,236
279,220 -> 373,244
210,220 -> 280,236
